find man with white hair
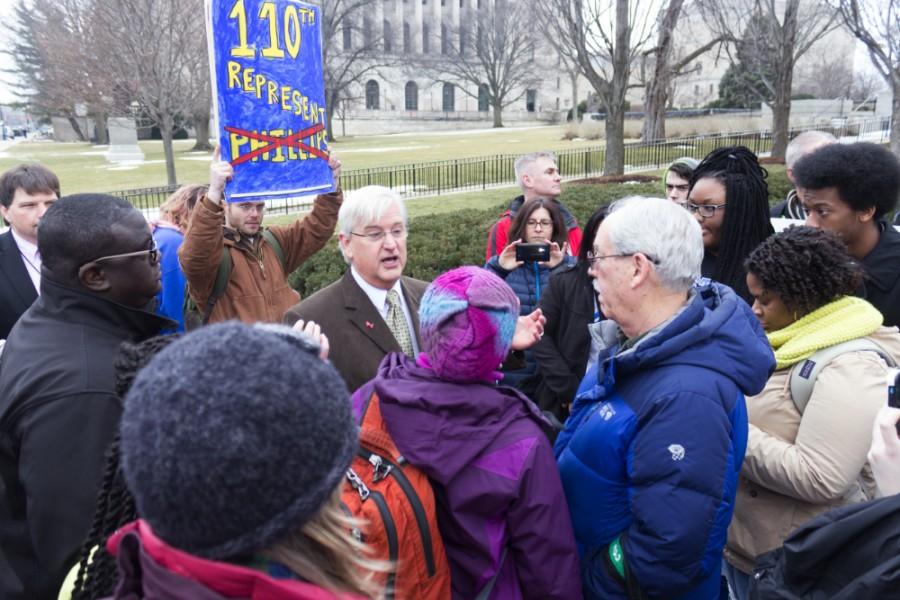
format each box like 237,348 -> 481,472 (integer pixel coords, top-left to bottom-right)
286,185 -> 546,393
555,197 -> 775,600
485,151 -> 582,261
770,130 -> 837,219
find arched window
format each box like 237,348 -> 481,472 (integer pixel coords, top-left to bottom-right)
405,81 -> 419,111
478,83 -> 489,112
365,80 -> 380,110
422,23 -> 430,53
442,83 -> 455,112
403,22 -> 411,53
383,20 -> 393,52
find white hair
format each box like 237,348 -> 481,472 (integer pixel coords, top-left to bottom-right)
514,151 -> 557,192
785,130 -> 837,169
337,186 -> 408,263
603,196 -> 702,292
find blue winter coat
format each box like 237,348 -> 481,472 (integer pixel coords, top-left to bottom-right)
152,224 -> 187,332
555,282 -> 775,600
485,255 -> 576,387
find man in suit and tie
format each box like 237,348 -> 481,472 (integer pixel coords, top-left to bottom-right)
0,164 -> 60,339
284,185 -> 428,393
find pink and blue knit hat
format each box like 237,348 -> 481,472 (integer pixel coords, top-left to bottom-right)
418,266 -> 519,383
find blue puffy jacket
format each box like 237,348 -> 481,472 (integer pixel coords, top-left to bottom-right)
555,282 -> 775,600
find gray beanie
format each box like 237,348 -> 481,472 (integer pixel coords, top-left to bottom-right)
120,321 -> 357,559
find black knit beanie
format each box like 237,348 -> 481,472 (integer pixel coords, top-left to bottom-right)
120,321 -> 357,559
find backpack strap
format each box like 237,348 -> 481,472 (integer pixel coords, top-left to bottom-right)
262,229 -> 287,274
789,338 -> 898,414
202,248 -> 233,326
474,546 -> 509,600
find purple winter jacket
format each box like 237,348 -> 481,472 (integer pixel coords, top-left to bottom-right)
352,353 -> 582,600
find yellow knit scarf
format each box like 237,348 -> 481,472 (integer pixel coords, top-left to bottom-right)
767,296 -> 883,370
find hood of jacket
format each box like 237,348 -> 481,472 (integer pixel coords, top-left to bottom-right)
369,353 -> 549,484
106,520 -> 364,600
593,281 -> 774,398
508,195 -> 579,231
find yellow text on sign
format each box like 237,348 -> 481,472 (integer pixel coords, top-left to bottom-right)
229,0 -> 315,60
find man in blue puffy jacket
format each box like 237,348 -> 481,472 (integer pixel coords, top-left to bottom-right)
555,196 -> 775,599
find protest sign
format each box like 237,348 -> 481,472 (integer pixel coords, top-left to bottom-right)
207,0 -> 334,202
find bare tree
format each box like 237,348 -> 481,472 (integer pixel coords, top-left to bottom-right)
426,0 -> 538,128
314,0 -> 393,141
699,0 -> 840,159
837,0 -> 900,156
793,52 -> 854,99
540,0 -> 662,175
640,0 -> 725,141
94,0 -> 207,185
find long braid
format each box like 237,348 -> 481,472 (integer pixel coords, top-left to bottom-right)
690,146 -> 774,302
70,334 -> 180,600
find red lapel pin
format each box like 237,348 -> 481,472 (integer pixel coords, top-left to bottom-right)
365,321 -> 374,329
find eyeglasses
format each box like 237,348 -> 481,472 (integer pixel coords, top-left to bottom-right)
93,238 -> 160,265
684,202 -> 726,218
526,219 -> 553,229
586,250 -> 659,265
350,226 -> 408,243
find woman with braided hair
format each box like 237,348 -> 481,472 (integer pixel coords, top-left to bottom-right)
722,226 -> 900,600
686,146 -> 773,302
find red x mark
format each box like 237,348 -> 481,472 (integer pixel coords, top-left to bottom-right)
225,123 -> 328,166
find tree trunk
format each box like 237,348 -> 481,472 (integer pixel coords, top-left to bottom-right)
770,67 -> 794,159
891,82 -> 900,158
67,115 -> 86,141
641,77 -> 668,142
570,71 -> 580,122
492,99 -> 503,127
191,108 -> 213,151
325,89 -> 337,142
160,113 -> 177,186
93,111 -> 109,145
604,106 -> 626,175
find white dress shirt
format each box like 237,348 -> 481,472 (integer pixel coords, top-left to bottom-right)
350,267 -> 420,355
10,229 -> 41,294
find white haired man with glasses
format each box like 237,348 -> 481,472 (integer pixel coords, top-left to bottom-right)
285,185 -> 546,394
0,194 -> 174,599
555,196 -> 774,600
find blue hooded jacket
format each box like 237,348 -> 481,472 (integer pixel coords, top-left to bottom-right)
555,282 -> 775,600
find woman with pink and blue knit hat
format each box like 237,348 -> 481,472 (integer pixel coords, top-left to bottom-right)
351,266 -> 582,600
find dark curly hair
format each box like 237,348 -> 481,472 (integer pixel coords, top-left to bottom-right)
690,146 -> 774,302
71,334 -> 181,600
792,142 -> 900,219
744,226 -> 863,317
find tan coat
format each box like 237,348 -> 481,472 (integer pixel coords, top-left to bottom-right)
179,190 -> 342,324
725,326 -> 900,573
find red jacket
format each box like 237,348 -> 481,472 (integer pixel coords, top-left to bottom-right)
484,196 -> 582,262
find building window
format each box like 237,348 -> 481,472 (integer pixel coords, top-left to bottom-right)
423,23 -> 430,53
343,25 -> 352,50
526,89 -> 537,112
478,83 -> 489,112
383,20 -> 393,52
404,22 -> 411,53
441,24 -> 450,55
363,17 -> 373,47
405,81 -> 419,110
366,80 -> 380,110
442,83 -> 455,111
459,28 -> 467,55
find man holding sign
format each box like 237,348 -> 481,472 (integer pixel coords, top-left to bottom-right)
180,0 -> 341,324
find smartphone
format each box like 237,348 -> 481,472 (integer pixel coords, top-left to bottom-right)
516,242 -> 550,263
888,368 -> 900,434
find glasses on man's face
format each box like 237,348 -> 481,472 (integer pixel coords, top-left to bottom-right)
93,238 -> 160,265
586,250 -> 660,266
526,219 -> 552,229
350,225 -> 408,243
684,202 -> 726,218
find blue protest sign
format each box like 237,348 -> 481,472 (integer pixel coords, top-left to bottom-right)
208,0 -> 334,202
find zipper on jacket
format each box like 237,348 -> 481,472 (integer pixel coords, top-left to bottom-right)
358,448 -> 437,577
338,500 -> 363,542
369,490 -> 398,599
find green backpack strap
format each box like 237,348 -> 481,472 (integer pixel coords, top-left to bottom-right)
262,229 -> 287,274
202,248 -> 233,325
789,338 -> 898,414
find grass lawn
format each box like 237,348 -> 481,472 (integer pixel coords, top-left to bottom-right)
0,124 -> 599,194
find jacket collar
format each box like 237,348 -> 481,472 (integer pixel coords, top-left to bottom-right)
861,222 -> 900,291
37,276 -> 174,339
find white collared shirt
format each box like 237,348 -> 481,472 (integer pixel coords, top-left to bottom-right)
350,267 -> 420,355
10,228 -> 41,294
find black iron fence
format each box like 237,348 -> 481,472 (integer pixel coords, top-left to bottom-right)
113,116 -> 892,214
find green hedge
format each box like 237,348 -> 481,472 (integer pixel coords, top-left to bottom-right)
289,168 -> 793,296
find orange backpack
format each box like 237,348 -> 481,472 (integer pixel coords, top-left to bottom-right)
341,391 -> 452,600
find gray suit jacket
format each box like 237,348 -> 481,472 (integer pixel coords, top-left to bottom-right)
0,231 -> 38,340
284,270 -> 429,394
